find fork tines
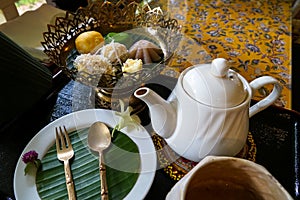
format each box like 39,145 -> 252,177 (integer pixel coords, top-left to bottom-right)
56,126 -> 72,149
55,126 -> 76,200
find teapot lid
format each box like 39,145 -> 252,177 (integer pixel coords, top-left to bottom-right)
182,58 -> 247,108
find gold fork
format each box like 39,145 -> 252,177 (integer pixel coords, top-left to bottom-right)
55,126 -> 76,200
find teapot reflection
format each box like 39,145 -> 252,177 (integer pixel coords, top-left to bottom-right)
134,58 -> 282,162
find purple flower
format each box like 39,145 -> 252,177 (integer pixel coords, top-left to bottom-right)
262,27 -> 270,32
251,59 -> 260,65
207,30 -> 220,37
227,51 -> 240,57
175,14 -> 185,20
233,24 -> 243,30
208,45 -> 217,50
192,24 -> 200,29
279,72 -> 291,79
252,8 -> 262,13
194,2 -> 201,7
210,22 -> 219,27
194,33 -> 203,39
22,150 -> 41,176
239,12 -> 246,17
273,16 -> 281,22
22,150 -> 38,164
272,39 -> 285,45
225,37 -> 234,43
271,58 -> 283,65
245,44 -> 260,53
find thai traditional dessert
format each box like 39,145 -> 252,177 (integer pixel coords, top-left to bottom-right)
73,32 -> 165,86
122,58 -> 143,73
128,40 -> 163,64
73,54 -> 114,75
100,42 -> 128,63
75,31 -> 104,54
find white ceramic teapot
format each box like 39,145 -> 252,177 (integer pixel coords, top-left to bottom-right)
134,58 -> 282,162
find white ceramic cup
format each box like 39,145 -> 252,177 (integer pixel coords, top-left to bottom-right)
166,156 -> 293,200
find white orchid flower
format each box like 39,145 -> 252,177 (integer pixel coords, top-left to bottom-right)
112,100 -> 141,137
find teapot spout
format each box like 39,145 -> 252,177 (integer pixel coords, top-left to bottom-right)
134,87 -> 176,138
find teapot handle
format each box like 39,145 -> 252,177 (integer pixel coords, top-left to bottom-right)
249,76 -> 282,118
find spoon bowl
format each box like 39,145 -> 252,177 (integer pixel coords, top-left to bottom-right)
88,122 -> 111,200
88,122 -> 111,152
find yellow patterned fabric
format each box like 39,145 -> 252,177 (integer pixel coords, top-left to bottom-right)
156,0 -> 292,108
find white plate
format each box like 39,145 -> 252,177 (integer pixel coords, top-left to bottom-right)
13,109 -> 157,200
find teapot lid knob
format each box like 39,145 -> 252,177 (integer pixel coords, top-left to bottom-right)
211,58 -> 229,77
181,58 -> 247,108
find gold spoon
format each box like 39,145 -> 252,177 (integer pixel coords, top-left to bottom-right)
88,122 -> 111,200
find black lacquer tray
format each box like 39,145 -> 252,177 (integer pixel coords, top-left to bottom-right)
249,106 -> 300,199
0,75 -> 299,200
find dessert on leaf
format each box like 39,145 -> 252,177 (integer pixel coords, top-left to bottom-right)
41,1 -> 181,110
128,40 -> 163,64
122,59 -> 143,74
99,42 -> 128,64
73,54 -> 114,76
72,29 -> 166,88
75,31 -> 105,54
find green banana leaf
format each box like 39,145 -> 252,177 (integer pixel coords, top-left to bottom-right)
36,128 -> 140,200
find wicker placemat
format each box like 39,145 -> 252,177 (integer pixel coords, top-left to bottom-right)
152,132 -> 257,181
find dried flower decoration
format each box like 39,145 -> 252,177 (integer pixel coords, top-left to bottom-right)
22,150 -> 41,175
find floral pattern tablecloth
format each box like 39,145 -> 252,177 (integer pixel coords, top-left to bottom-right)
153,0 -> 292,108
